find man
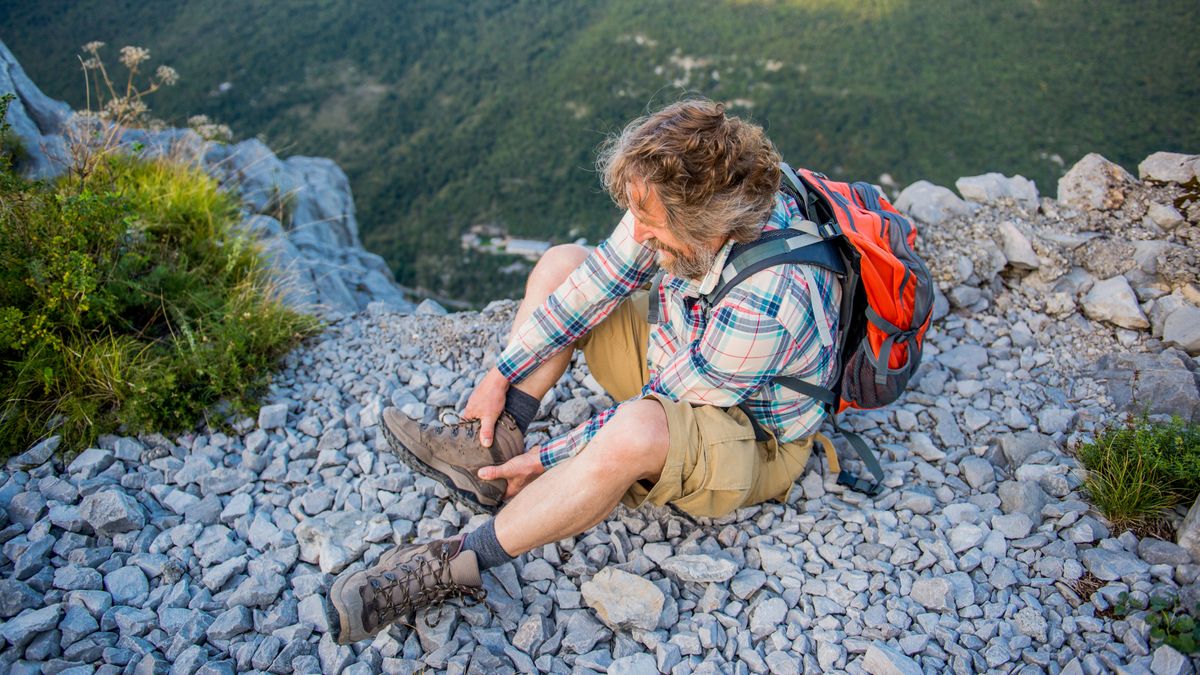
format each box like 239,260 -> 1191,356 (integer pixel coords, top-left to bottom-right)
326,98 -> 841,644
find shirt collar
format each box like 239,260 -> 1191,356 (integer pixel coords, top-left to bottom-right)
669,237 -> 735,298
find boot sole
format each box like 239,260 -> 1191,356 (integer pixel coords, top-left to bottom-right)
381,418 -> 499,516
327,571 -> 357,645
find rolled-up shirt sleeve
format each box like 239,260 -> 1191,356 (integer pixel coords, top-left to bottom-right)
496,211 -> 656,385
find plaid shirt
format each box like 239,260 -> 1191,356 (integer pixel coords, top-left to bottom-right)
497,192 -> 841,469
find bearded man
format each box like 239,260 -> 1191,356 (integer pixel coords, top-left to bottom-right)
327,98 -> 841,644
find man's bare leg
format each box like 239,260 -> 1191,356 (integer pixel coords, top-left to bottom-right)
504,244 -> 591,400
493,397 -> 670,554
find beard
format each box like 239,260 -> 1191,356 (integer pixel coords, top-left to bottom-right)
648,239 -> 717,281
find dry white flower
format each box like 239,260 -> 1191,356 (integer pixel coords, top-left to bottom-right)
155,65 -> 179,86
188,114 -> 211,126
80,57 -> 102,71
82,41 -> 105,55
119,46 -> 151,70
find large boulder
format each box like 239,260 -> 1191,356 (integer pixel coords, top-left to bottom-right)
956,172 -> 1039,212
894,180 -> 975,225
0,40 -> 71,179
1094,351 -> 1200,422
1138,151 -> 1200,185
1057,153 -> 1136,211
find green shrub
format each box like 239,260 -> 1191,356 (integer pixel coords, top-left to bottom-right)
1078,416 -> 1200,532
0,105 -> 319,456
1114,591 -> 1200,654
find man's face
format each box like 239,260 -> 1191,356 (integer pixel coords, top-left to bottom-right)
627,181 -> 716,280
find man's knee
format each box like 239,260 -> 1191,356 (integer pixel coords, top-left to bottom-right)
587,399 -> 670,480
527,244 -> 589,295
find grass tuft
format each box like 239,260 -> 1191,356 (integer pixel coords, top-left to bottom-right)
1077,416 -> 1200,533
0,95 -> 319,457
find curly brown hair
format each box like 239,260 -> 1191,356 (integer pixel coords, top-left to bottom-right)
597,98 -> 781,248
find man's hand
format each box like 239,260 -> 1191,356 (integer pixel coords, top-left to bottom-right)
462,367 -> 510,448
478,450 -> 545,500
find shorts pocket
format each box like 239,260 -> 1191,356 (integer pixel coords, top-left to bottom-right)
671,406 -> 758,517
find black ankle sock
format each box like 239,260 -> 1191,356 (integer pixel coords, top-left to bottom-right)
504,387 -> 539,435
462,519 -> 514,571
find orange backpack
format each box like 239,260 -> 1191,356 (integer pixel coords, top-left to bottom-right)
703,164 -> 934,493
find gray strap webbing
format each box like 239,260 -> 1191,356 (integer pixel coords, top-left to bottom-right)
646,272 -> 665,324
800,266 -> 833,348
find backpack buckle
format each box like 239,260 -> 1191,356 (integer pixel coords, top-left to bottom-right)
837,470 -> 882,496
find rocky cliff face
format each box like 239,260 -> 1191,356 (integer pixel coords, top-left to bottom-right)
0,40 -> 413,318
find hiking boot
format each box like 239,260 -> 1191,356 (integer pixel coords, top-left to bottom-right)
382,406 -> 525,514
326,536 -> 484,645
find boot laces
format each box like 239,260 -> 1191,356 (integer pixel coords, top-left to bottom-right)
367,544 -> 486,629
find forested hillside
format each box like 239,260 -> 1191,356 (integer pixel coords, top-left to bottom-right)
4,0 -> 1197,304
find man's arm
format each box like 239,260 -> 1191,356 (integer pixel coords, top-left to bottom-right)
496,211 -> 656,385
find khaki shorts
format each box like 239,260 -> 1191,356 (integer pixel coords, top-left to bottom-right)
575,291 -> 816,519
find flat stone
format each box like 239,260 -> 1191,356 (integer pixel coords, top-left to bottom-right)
863,641 -> 923,675
991,513 -> 1034,540
200,468 -> 254,496
1014,606 -> 1048,642
750,597 -> 787,639
581,567 -> 664,631
608,653 -> 657,675
1161,304 -> 1200,355
938,345 -> 988,376
1138,151 -> 1200,184
59,603 -> 99,646
294,510 -> 370,574
997,220 -> 1040,270
8,491 -> 47,528
53,565 -> 103,592
910,578 -> 952,612
660,554 -> 739,583
1149,643 -> 1190,675
959,456 -> 994,490
1137,538 -> 1192,566
0,578 -> 43,618
207,606 -> 254,641
258,403 -> 289,430
8,436 -> 60,471
998,480 -> 1048,524
894,180 -> 974,225
67,448 -> 115,479
1082,276 -> 1149,329
225,573 -> 286,608
104,566 -> 149,606
1080,547 -> 1149,581
0,603 -> 63,647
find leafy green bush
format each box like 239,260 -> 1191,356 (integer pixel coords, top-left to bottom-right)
1114,591 -> 1200,654
1078,416 -> 1200,532
0,95 -> 319,456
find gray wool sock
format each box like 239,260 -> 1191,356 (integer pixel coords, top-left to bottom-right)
462,519 -> 514,571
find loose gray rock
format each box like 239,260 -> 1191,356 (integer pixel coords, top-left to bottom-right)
1057,152 -> 1136,211
997,220 -> 1040,270
749,597 -> 787,639
207,606 -> 254,641
909,578 -> 952,612
863,641 -> 923,675
1178,496 -> 1200,561
1080,547 -> 1149,581
1138,538 -> 1192,565
894,180 -> 974,225
258,403 -> 289,430
66,447 -> 115,479
1082,276 -> 1149,329
1138,151 -> 1200,184
959,456 -> 995,490
580,567 -> 663,631
660,554 -> 739,583
8,435 -> 60,471
955,172 -> 1039,212
104,566 -> 150,606
0,578 -> 42,618
80,490 -> 146,537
